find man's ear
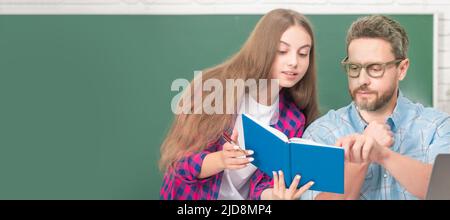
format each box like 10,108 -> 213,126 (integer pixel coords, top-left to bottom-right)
398,58 -> 409,81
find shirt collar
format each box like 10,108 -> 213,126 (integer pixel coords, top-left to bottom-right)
389,90 -> 413,132
349,102 -> 367,133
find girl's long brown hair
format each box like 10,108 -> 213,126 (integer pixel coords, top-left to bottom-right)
159,9 -> 319,171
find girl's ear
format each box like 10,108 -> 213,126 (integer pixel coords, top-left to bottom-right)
398,58 -> 409,81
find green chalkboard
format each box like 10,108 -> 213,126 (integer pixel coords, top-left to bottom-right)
0,15 -> 432,199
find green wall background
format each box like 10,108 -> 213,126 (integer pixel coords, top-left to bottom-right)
0,15 -> 432,199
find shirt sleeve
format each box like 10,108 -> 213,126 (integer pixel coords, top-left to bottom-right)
172,135 -> 225,183
303,120 -> 339,146
427,116 -> 450,163
248,169 -> 274,200
173,150 -> 210,183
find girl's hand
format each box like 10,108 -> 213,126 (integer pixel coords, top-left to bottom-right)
219,128 -> 254,170
271,170 -> 314,200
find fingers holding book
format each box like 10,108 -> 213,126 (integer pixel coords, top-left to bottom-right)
271,170 -> 315,200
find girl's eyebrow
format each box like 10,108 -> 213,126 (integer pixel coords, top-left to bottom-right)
280,41 -> 290,46
280,41 -> 311,49
299,45 -> 312,50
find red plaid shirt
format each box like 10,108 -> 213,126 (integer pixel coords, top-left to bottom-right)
160,91 -> 306,200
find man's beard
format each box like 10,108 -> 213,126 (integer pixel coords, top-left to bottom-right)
349,85 -> 396,111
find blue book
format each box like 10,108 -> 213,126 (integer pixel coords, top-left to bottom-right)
242,114 -> 344,194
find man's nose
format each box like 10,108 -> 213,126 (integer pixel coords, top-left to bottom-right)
357,68 -> 371,85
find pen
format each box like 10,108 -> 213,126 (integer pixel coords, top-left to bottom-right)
222,131 -> 247,154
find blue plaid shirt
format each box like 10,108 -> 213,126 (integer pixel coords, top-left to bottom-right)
301,91 -> 450,200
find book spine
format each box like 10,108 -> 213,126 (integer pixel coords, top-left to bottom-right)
287,142 -> 292,186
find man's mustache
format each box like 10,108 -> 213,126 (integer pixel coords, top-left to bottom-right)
353,86 -> 377,94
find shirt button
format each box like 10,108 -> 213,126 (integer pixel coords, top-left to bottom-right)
384,174 -> 388,178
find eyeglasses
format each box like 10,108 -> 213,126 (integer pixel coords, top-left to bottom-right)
341,56 -> 404,78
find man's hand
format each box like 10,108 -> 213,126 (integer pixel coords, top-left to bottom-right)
336,134 -> 390,164
363,121 -> 394,148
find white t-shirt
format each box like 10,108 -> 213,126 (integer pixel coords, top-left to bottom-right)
218,92 -> 279,200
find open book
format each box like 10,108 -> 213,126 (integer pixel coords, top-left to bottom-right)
242,114 -> 344,194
